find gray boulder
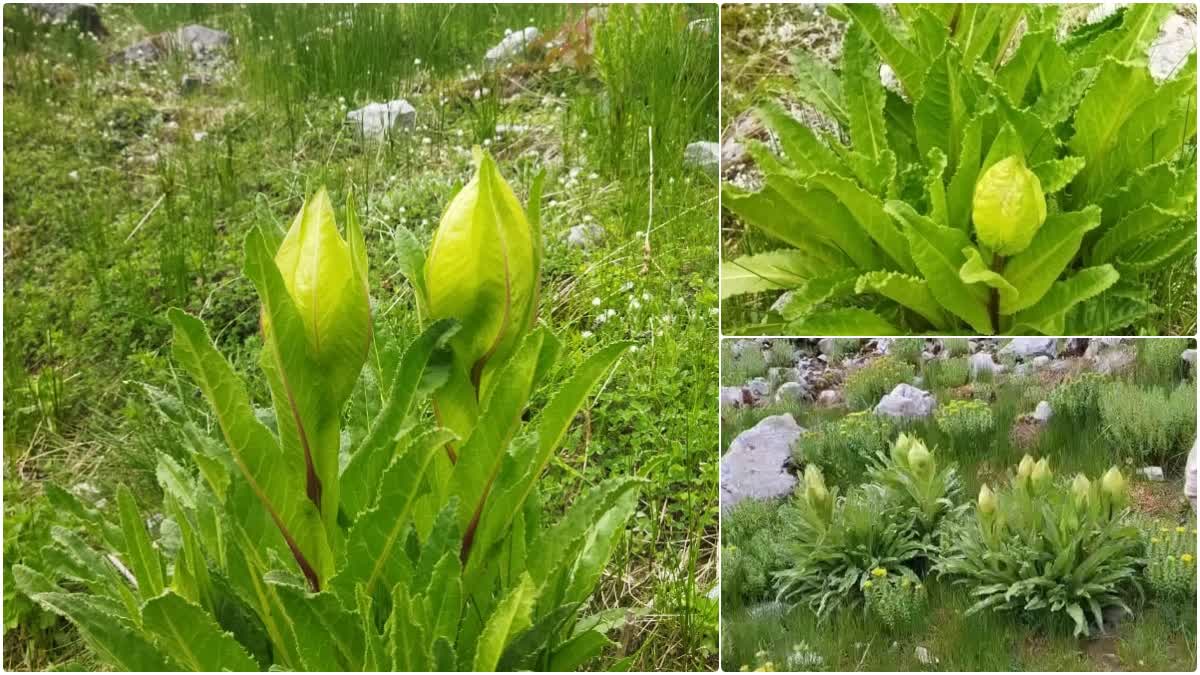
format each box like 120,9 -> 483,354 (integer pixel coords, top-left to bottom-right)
1092,348 -> 1136,375
1001,338 -> 1056,360
485,27 -> 540,64
774,381 -> 808,404
1032,355 -> 1052,370
565,223 -> 605,249
969,352 -> 1001,379
177,24 -> 230,56
874,383 -> 936,419
1033,400 -> 1053,422
110,24 -> 230,65
1183,349 -> 1196,368
719,386 -> 745,410
816,389 -> 843,407
684,141 -> 720,176
30,3 -> 106,36
347,99 -> 416,139
745,377 -> 772,402
720,414 -> 803,511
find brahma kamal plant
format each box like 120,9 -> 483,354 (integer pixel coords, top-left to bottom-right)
938,457 -> 1142,637
722,4 -> 1197,335
14,150 -> 640,671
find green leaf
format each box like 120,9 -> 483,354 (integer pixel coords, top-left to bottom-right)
756,101 -> 845,177
141,591 -> 260,671
774,270 -> 860,320
842,3 -> 928,98
719,251 -> 813,299
914,47 -> 968,170
842,23 -> 889,162
807,172 -> 914,272
1099,161 -> 1185,228
1116,225 -> 1196,271
946,109 -> 989,230
269,583 -> 364,671
1068,59 -> 1158,202
923,147 -> 948,225
855,271 -> 949,329
752,178 -> 888,271
550,629 -> 614,672
336,427 -> 455,599
888,202 -> 992,333
473,574 -> 538,672
116,485 -> 164,601
789,50 -> 847,124
1091,205 -> 1187,265
341,319 -> 458,519
959,247 -> 1018,310
1003,206 -> 1102,313
786,308 -> 901,335
565,486 -> 640,605
168,307 -> 333,591
1031,156 -> 1086,194
387,583 -> 429,671
496,603 -> 584,671
394,226 -> 429,315
1065,283 -> 1160,334
1012,266 -> 1120,334
996,29 -> 1050,105
423,553 -> 463,645
15,567 -> 179,672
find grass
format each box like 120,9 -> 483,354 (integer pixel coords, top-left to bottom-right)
721,339 -> 1198,671
3,4 -> 717,671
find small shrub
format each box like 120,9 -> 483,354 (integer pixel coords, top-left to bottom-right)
844,357 -> 915,410
827,338 -> 861,364
722,499 -> 788,607
890,338 -> 923,366
764,339 -> 797,368
934,399 -> 995,449
863,570 -> 928,632
867,433 -> 962,537
939,460 -> 1141,637
723,341 -> 767,386
1049,372 -> 1106,420
799,412 -> 895,487
776,467 -> 924,617
1144,523 -> 1198,607
925,357 -> 969,390
942,338 -> 970,357
1137,338 -> 1192,383
1099,381 -> 1196,465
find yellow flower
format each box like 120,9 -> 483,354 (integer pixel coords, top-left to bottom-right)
1152,537 -> 1161,544
1183,554 -> 1194,564
1176,526 -> 1186,534
901,579 -> 911,588
871,567 -> 887,578
863,581 -> 874,589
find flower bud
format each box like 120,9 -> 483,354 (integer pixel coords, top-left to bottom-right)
1101,466 -> 1127,509
891,432 -> 913,468
978,484 -> 996,516
425,149 -> 537,391
1071,474 -> 1091,508
907,439 -> 933,479
1017,454 -> 1035,480
804,465 -> 831,520
972,155 -> 1047,256
273,187 -> 371,399
1031,458 -> 1052,492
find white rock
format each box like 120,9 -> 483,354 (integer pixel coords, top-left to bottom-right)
874,383 -> 936,419
1182,349 -> 1196,367
565,223 -> 604,249
1139,466 -> 1165,481
684,141 -> 720,176
1033,400 -> 1053,422
915,646 -> 934,665
969,352 -> 1001,379
720,414 -> 804,511
1093,348 -> 1135,375
816,389 -> 843,407
485,26 -> 540,64
1149,13 -> 1196,83
347,99 -> 416,139
1001,338 -> 1056,359
775,381 -> 808,404
1032,355 -> 1052,369
720,386 -> 744,410
879,63 -> 903,95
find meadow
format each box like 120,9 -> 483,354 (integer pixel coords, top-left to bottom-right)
3,4 -> 718,671
721,337 -> 1198,671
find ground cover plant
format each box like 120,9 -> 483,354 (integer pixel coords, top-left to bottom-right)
721,337 -> 1198,671
720,3 -> 1197,335
4,4 -> 718,670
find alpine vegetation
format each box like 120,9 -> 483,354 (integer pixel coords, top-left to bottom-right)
14,152 -> 639,671
722,4 -> 1197,335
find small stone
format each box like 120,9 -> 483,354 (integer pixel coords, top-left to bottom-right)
1183,349 -> 1196,367
1032,355 -> 1051,369
192,131 -> 208,142
565,223 -> 605,249
746,377 -> 772,402
874,383 -> 936,419
1001,338 -> 1057,360
816,389 -> 843,407
346,99 -> 416,139
1093,348 -> 1136,375
1033,401 -> 1053,422
683,141 -> 720,176
67,170 -> 79,182
969,352 -> 1001,379
30,3 -> 107,37
774,381 -> 808,404
1139,466 -> 1165,481
720,386 -> 745,410
915,646 -> 933,665
485,26 -> 540,64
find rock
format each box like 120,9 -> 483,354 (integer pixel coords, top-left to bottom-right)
1064,338 -> 1089,357
720,414 -> 804,511
874,338 -> 894,354
687,18 -> 714,34
746,377 -> 772,402
915,646 -> 933,665
879,63 -> 902,95
1139,466 -> 1165,481
565,223 -> 604,249
1183,349 -> 1196,368
180,73 -> 207,94
684,141 -> 720,176
1150,13 -> 1196,83
775,381 -> 808,404
347,99 -> 416,139
817,338 -> 836,357
110,24 -> 230,65
816,389 -> 843,407
1033,401 -> 1053,422
969,352 -> 1001,379
874,383 -> 936,420
30,3 -> 106,36
485,26 -> 540,64
67,170 -> 79,182
706,584 -> 720,600
176,24 -> 230,57
71,482 -> 104,506
1032,355 -> 1052,370
720,386 -> 745,410
1001,338 -> 1056,359
1092,348 -> 1136,375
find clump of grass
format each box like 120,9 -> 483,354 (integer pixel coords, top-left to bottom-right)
1049,372 -> 1107,421
1099,381 -> 1196,466
764,339 -> 797,368
798,412 -> 895,487
1137,338 -> 1193,383
925,357 -> 969,390
722,341 -> 767,386
934,399 -> 995,454
890,338 -> 924,366
843,357 -> 916,410
942,338 -> 971,357
722,498 -> 788,608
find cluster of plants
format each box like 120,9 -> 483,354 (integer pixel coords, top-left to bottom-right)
720,499 -> 789,607
1137,337 -> 1195,382
796,411 -> 895,486
843,356 -> 915,409
722,4 -> 1197,335
934,399 -> 995,448
1048,371 -> 1107,419
1142,522 -> 1198,625
923,355 -> 969,389
1098,381 -> 1196,465
889,338 -> 925,365
863,570 -> 929,633
13,155 -> 641,671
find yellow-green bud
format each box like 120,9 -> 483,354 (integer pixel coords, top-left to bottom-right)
273,187 -> 371,400
1101,466 -> 1127,509
1031,458 -> 1052,492
978,484 -> 996,515
804,465 -> 831,519
1017,454 -> 1035,480
1071,474 -> 1091,508
907,439 -> 933,479
891,432 -> 914,468
972,155 -> 1047,256
426,149 -> 537,390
